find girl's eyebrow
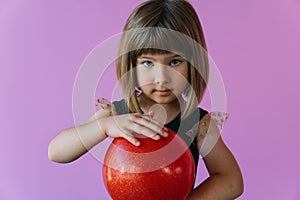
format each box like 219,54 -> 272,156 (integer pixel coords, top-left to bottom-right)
137,54 -> 183,60
137,56 -> 153,60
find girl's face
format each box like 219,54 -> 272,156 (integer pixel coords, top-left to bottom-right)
136,52 -> 188,105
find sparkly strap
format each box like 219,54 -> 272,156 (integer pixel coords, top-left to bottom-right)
209,111 -> 229,131
195,111 -> 229,156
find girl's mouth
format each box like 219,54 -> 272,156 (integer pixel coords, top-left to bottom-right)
154,89 -> 172,96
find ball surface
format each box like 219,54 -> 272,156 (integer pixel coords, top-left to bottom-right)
102,128 -> 195,200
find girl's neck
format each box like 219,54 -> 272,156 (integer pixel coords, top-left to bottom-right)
138,95 -> 185,124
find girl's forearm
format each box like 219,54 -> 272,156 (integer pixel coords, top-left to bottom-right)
48,118 -> 108,163
187,174 -> 243,200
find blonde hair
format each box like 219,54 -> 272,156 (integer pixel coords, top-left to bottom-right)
116,0 -> 209,118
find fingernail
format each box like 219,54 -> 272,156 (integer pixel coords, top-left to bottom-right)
135,141 -> 140,146
163,127 -> 168,131
163,131 -> 168,137
154,135 -> 160,140
147,110 -> 154,116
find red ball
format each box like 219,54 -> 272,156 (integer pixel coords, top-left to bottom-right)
102,128 -> 195,200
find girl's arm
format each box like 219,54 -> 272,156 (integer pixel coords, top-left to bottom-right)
187,115 -> 244,200
48,100 -> 167,163
48,108 -> 111,163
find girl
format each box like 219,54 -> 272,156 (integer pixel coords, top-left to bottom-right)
48,0 -> 244,199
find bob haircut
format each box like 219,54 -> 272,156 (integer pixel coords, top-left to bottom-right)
116,0 -> 209,118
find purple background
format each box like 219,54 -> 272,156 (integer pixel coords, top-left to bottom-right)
1,0 -> 299,199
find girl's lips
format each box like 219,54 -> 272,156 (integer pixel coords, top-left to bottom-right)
154,89 -> 172,96
156,90 -> 169,92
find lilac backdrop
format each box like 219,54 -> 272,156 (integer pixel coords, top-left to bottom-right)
1,0 -> 299,199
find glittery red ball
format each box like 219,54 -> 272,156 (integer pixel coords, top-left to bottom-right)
102,128 -> 195,200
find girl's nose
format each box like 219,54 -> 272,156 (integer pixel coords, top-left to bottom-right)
154,66 -> 170,85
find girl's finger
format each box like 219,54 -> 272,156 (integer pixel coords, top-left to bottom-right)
142,114 -> 165,128
128,113 -> 155,126
122,132 -> 141,146
133,117 -> 167,137
145,110 -> 154,117
139,112 -> 165,129
95,98 -> 112,109
129,123 -> 160,140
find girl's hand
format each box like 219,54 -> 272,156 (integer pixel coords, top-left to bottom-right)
86,98 -> 116,123
101,112 -> 169,146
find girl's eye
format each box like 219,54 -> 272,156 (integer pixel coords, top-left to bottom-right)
170,59 -> 182,66
142,61 -> 154,67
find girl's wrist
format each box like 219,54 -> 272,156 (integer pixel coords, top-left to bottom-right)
97,117 -> 110,138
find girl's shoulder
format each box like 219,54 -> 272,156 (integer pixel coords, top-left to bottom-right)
190,108 -> 229,131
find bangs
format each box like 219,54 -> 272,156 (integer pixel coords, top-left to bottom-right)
135,48 -> 172,57
121,27 -> 193,60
